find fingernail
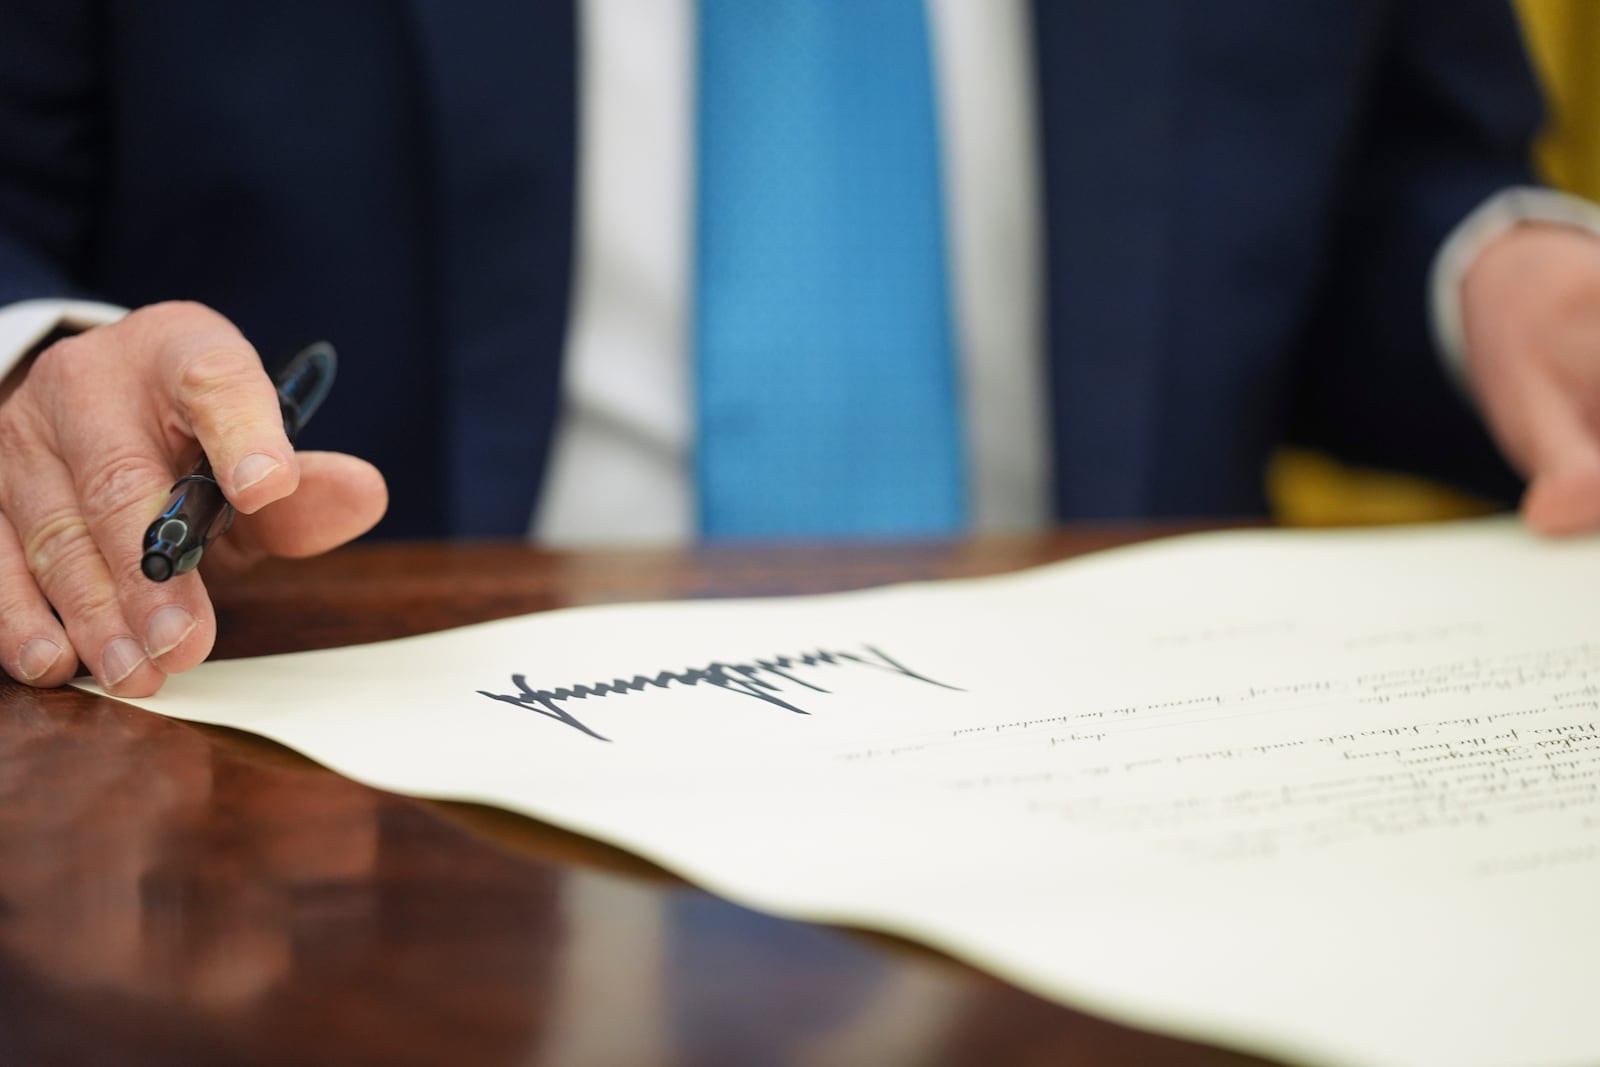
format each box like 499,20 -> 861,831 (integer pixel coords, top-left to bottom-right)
146,605 -> 197,660
101,637 -> 147,688
232,453 -> 281,492
16,638 -> 63,683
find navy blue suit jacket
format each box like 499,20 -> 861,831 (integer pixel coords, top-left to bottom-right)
0,1 -> 1540,537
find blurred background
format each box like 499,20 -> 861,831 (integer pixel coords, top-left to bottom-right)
1270,0 -> 1600,526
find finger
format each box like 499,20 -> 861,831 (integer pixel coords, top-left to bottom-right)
8,382 -> 212,688
39,377 -> 225,682
4,302 -> 278,690
0,509 -> 78,687
1524,464 -> 1600,536
1502,374 -> 1600,536
161,333 -> 299,515
6,317 -> 376,687
106,301 -> 296,514
7,449 -> 168,696
217,452 -> 388,566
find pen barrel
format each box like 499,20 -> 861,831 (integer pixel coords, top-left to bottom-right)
140,465 -> 234,581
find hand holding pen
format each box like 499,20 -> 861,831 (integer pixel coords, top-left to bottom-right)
141,340 -> 339,582
0,302 -> 387,696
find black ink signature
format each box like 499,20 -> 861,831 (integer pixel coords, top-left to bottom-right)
477,645 -> 962,742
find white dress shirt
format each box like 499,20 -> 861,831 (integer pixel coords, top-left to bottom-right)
534,0 -> 1049,544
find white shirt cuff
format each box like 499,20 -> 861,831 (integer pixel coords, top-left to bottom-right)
0,297 -> 128,384
1430,185 -> 1600,393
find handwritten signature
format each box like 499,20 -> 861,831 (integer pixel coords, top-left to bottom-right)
478,645 -> 961,741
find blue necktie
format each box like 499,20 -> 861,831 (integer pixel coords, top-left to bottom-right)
694,0 -> 966,539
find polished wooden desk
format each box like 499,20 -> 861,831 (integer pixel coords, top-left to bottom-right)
0,527 -> 1278,1067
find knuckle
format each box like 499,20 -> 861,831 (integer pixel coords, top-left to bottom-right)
23,509 -> 90,576
22,511 -> 117,617
77,449 -> 164,525
62,580 -> 122,628
0,403 -> 33,462
132,299 -> 220,332
0,583 -> 36,630
175,346 -> 262,409
29,333 -> 95,383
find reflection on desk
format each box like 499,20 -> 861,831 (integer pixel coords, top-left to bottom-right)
0,527 -> 1268,1066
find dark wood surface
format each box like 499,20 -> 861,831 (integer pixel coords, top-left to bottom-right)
0,525 -> 1282,1067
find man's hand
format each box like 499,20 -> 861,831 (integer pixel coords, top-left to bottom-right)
1461,222 -> 1600,536
0,301 -> 387,695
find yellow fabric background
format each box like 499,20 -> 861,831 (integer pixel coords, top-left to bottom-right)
1269,0 -> 1591,525
1517,0 -> 1600,201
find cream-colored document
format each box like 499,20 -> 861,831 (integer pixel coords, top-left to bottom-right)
101,521 -> 1600,1067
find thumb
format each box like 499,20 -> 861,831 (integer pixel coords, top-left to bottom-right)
201,451 -> 388,577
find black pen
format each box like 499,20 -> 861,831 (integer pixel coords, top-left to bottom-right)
140,341 -> 337,582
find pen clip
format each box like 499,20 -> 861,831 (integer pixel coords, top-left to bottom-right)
274,341 -> 337,442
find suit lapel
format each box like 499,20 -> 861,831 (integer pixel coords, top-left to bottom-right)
1032,0 -> 1177,517
406,0 -> 577,536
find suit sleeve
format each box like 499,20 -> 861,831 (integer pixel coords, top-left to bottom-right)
0,1 -> 104,307
1286,0 -> 1543,503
